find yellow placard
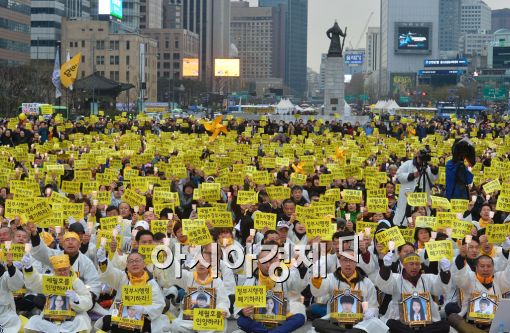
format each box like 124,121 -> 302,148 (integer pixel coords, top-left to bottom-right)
61,180 -> 81,194
100,216 -> 121,230
42,276 -> 73,296
450,199 -> 469,213
138,245 -> 156,264
122,285 -> 153,306
486,224 -> 510,243
366,197 -> 388,213
407,192 -> 427,207
235,286 -> 266,308
290,173 -> 307,186
342,190 -> 362,204
236,190 -> 258,205
451,220 -> 474,239
400,228 -> 415,244
254,212 -> 277,230
151,220 -> 169,235
415,216 -> 438,230
182,219 -> 206,235
375,226 -> 405,248
355,221 -> 378,239
430,196 -> 452,210
483,179 -> 501,194
436,212 -> 457,228
26,201 -> 53,223
192,308 -> 225,331
5,200 -> 26,219
424,240 -> 454,261
187,225 -> 213,246
122,188 -> 147,207
305,218 -> 334,240
265,186 -> 290,201
496,194 -> 510,212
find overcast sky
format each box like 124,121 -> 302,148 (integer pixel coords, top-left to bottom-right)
246,0 -> 509,71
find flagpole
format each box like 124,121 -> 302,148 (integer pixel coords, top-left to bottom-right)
56,40 -> 62,106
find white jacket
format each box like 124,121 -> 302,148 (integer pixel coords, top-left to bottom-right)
394,159 -> 438,226
375,270 -> 448,323
0,266 -> 24,333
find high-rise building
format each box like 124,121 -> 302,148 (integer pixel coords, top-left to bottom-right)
439,0 -> 461,51
492,8 -> 510,31
140,0 -> 163,29
122,0 -> 141,30
487,28 -> 510,69
31,0 -> 65,61
230,1 -> 274,79
142,28 -> 199,79
31,0 -> 92,61
259,0 -> 308,98
0,0 -> 31,65
459,32 -> 493,55
365,27 -> 380,73
172,0 -> 230,86
163,0 -> 183,29
65,0 -> 90,18
61,18 -> 158,102
380,0 -> 440,96
461,0 -> 491,34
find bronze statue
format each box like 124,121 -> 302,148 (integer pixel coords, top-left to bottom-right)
327,21 -> 347,57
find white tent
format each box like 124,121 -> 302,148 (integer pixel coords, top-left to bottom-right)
275,98 -> 295,114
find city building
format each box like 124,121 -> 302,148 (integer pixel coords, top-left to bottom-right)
459,33 -> 493,56
259,0 -> 308,98
487,28 -> 510,69
163,0 -> 183,29
307,67 -> 320,99
31,0 -> 93,61
230,1 -> 274,79
61,18 -> 158,103
0,0 -> 31,65
65,0 -> 90,18
140,0 -> 163,29
31,0 -> 65,61
166,0 -> 231,86
142,28 -> 199,79
380,0 -> 440,96
365,27 -> 380,73
122,0 -> 141,31
492,8 -> 510,31
460,0 -> 491,34
439,0 -> 461,51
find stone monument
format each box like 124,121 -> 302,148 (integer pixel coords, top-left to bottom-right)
324,21 -> 347,116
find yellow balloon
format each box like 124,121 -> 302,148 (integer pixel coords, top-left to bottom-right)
18,113 -> 26,121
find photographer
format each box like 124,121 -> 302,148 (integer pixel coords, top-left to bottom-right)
394,149 -> 439,226
445,137 -> 475,200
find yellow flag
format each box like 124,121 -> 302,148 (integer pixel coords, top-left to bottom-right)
60,53 -> 81,88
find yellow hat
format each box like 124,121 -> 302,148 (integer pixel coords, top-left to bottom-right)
40,232 -> 54,247
62,232 -> 80,242
49,254 -> 70,269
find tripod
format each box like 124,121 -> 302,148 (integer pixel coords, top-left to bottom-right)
400,164 -> 433,226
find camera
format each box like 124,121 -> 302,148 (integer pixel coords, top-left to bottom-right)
417,148 -> 431,165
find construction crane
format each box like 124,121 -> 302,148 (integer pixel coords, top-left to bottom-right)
349,11 -> 374,50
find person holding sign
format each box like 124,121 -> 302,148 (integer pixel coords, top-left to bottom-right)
234,240 -> 308,333
311,249 -> 384,333
26,222 -> 102,308
23,254 -> 93,333
154,243 -> 229,333
375,252 -> 451,333
0,246 -> 24,332
477,229 -> 510,272
448,252 -> 510,332
95,250 -> 171,333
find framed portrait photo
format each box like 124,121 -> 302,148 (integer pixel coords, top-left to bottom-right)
183,287 -> 216,320
330,289 -> 363,324
467,292 -> 498,324
401,292 -> 432,327
253,291 -> 287,327
111,304 -> 145,331
43,295 -> 75,321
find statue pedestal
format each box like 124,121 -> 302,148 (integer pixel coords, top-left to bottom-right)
323,56 -> 345,116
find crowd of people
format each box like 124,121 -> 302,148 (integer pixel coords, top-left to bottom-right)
0,111 -> 508,333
